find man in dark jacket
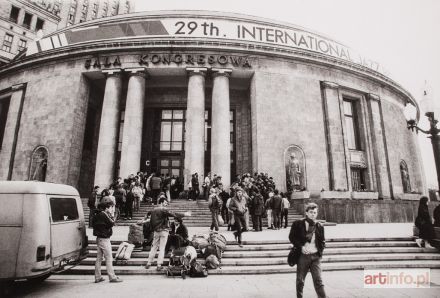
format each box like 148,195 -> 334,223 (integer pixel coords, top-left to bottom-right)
289,203 -> 326,298
271,189 -> 283,229
93,197 -> 122,283
145,198 -> 190,270
251,193 -> 265,232
88,185 -> 100,228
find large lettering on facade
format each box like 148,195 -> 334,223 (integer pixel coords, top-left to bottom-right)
84,54 -> 251,69
138,54 -> 251,68
32,15 -> 383,73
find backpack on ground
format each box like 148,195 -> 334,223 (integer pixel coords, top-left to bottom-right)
128,223 -> 144,247
208,231 -> 227,252
191,234 -> 210,249
189,261 -> 208,278
205,254 -> 220,269
115,242 -> 135,264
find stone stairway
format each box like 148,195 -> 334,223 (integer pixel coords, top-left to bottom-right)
61,237 -> 440,275
81,198 -> 304,227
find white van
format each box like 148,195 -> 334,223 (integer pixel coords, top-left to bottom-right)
0,181 -> 88,282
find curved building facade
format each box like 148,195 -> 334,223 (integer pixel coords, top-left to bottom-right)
0,10 -> 425,200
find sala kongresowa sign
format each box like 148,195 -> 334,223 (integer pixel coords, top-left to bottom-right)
27,17 -> 383,73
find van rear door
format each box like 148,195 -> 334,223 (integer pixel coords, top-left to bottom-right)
0,194 -> 23,279
49,196 -> 83,266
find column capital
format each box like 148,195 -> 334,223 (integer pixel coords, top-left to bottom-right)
321,81 -> 339,89
11,83 -> 26,91
367,93 -> 380,102
212,68 -> 232,78
186,67 -> 207,77
125,67 -> 148,78
102,68 -> 122,76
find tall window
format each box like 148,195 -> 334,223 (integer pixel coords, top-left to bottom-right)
9,6 -> 20,23
23,12 -> 33,29
351,167 -> 366,191
0,97 -> 11,149
2,34 -> 13,53
160,110 -> 184,151
35,18 -> 44,31
343,99 -> 361,150
18,39 -> 27,52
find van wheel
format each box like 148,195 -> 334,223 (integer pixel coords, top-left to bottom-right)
0,281 -> 14,296
29,273 -> 51,284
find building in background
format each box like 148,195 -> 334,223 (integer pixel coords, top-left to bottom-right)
0,0 -> 133,65
0,10 -> 427,223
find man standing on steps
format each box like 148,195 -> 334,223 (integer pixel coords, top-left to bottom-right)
289,203 -> 327,298
145,198 -> 191,271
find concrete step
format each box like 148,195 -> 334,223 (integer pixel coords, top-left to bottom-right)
63,260 -> 440,275
81,253 -> 440,267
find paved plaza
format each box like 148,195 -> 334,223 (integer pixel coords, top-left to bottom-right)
8,270 -> 440,298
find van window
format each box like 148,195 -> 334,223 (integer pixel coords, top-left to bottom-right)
50,197 -> 79,222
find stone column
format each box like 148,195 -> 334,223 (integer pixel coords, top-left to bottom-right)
211,68 -> 232,189
119,68 -> 146,178
367,93 -> 392,199
0,83 -> 26,180
94,69 -> 122,188
184,68 -> 207,188
321,81 -> 349,191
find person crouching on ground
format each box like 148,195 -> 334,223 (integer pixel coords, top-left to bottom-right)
93,197 -> 122,283
145,198 -> 191,271
228,187 -> 248,247
289,203 -> 326,298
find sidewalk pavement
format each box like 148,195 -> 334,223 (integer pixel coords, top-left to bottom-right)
13,270 -> 440,298
87,222 -> 415,242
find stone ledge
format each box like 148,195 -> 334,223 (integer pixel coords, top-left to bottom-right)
320,191 -> 350,199
351,191 -> 379,200
395,193 -> 422,200
290,191 -> 310,200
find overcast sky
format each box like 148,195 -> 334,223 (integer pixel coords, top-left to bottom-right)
133,0 -> 440,188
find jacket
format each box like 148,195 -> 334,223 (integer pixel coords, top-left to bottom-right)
289,218 -> 325,257
150,206 -> 185,232
271,195 -> 283,211
252,195 -> 265,216
88,190 -> 98,209
93,210 -> 115,238
229,196 -> 247,215
208,194 -> 222,212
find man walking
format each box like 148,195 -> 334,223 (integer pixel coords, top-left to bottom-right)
289,203 -> 326,298
145,198 -> 190,270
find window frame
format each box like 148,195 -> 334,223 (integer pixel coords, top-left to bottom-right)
22,12 -> 33,30
343,98 -> 362,150
9,6 -> 20,23
49,197 -> 80,223
2,33 -> 13,53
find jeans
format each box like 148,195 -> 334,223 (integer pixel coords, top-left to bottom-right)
125,200 -> 133,218
147,230 -> 169,266
272,210 -> 281,229
253,215 -> 262,231
296,253 -> 327,298
210,210 -> 219,231
267,209 -> 273,228
95,237 -> 117,280
233,213 -> 247,244
281,208 -> 289,228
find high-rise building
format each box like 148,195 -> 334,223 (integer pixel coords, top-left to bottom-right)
0,0 -> 133,65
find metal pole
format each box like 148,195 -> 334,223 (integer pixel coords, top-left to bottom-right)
430,133 -> 440,192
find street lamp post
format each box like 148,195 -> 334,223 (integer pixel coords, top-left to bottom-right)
407,111 -> 440,192
405,85 -> 440,192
